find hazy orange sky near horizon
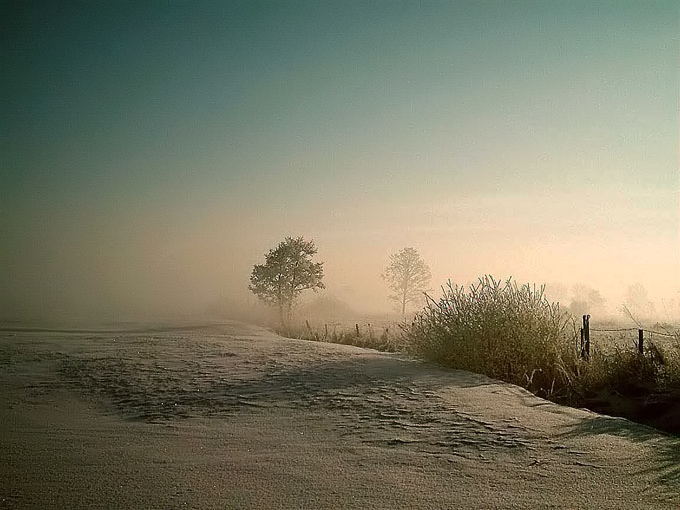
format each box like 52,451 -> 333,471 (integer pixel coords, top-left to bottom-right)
1,2 -> 679,323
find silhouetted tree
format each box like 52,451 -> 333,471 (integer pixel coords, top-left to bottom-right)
249,237 -> 325,325
382,247 -> 431,316
568,284 -> 605,317
623,283 -> 655,319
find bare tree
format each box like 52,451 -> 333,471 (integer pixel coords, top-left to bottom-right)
249,237 -> 325,325
382,247 -> 432,316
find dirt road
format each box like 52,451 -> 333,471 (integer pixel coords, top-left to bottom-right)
1,321 -> 678,508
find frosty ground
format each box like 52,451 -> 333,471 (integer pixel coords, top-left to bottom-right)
1,321 -> 678,508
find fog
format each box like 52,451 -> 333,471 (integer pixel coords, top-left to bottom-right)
2,3 -> 678,327
2,191 -> 678,326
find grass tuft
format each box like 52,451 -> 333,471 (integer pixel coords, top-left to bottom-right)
405,275 -> 578,398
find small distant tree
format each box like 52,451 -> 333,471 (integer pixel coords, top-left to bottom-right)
382,247 -> 432,316
623,283 -> 655,319
249,237 -> 325,325
568,284 -> 606,318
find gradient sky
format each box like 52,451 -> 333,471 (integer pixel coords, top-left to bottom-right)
1,1 -> 678,322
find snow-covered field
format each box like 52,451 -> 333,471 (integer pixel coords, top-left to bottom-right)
1,321 -> 678,508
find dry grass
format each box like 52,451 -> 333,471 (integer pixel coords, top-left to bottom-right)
273,277 -> 680,434
404,275 -> 579,399
275,319 -> 407,353
571,340 -> 680,398
398,275 -> 680,433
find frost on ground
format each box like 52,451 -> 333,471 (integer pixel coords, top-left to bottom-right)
1,321 -> 679,509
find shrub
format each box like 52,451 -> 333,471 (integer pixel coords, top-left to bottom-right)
405,275 -> 578,398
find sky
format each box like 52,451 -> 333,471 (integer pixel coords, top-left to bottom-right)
1,1 -> 678,323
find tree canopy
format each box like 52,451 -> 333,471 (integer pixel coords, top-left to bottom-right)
249,236 -> 325,324
382,247 -> 431,316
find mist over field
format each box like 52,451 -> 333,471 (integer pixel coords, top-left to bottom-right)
1,2 -> 678,327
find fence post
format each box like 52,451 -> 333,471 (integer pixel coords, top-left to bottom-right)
582,314 -> 590,360
638,329 -> 644,355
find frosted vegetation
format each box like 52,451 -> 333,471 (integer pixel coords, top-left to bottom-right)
287,275 -> 680,435
407,276 -> 575,399
247,238 -> 680,434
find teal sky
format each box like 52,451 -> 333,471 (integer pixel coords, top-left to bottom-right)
1,1 -> 678,321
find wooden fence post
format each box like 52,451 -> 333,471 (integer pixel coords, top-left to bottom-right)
582,314 -> 590,360
638,329 -> 644,355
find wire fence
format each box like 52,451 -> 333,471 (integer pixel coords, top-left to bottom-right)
590,326 -> 676,338
579,314 -> 678,360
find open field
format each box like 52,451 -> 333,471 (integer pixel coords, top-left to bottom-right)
1,321 -> 679,508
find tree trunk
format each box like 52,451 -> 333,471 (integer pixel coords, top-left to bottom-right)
278,303 -> 285,326
286,300 -> 293,326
